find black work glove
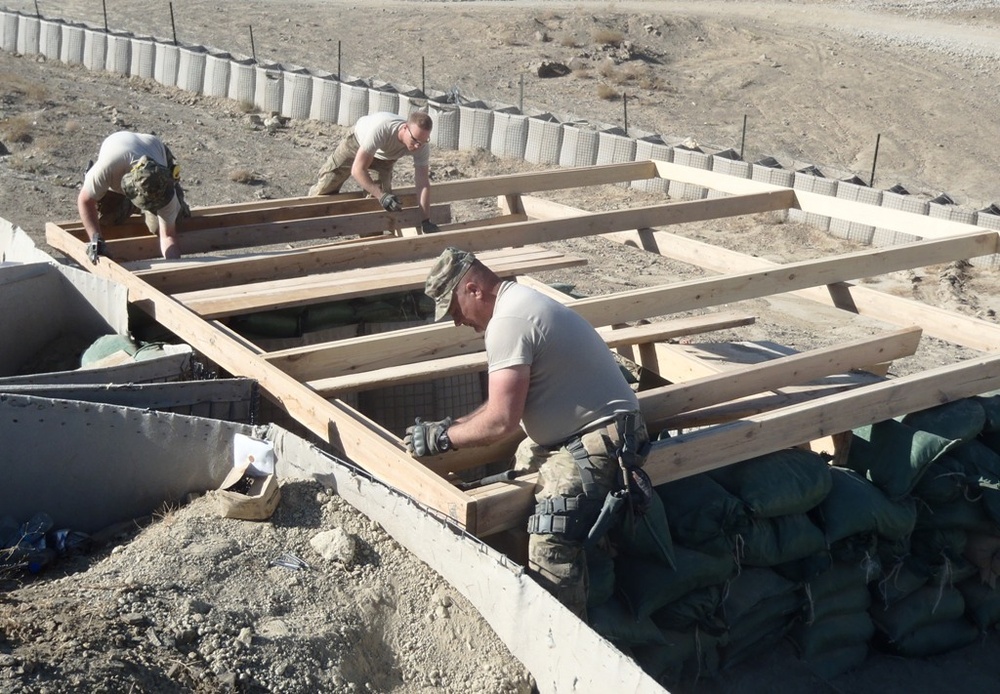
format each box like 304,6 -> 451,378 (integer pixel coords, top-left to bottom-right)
404,416 -> 454,457
85,236 -> 107,265
379,192 -> 403,212
420,219 -> 440,234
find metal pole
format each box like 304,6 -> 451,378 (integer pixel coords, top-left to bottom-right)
337,40 -> 341,80
249,25 -> 256,63
421,56 -> 426,95
740,114 -> 748,160
519,74 -> 524,113
623,91 -> 628,134
35,0 -> 42,19
869,133 -> 881,187
101,0 -> 108,29
169,2 -> 177,45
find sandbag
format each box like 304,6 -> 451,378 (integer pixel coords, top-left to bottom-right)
721,567 -> 798,625
735,514 -> 827,567
847,418 -> 961,500
909,527 -> 967,563
773,551 -> 833,583
790,611 -> 875,659
632,629 -> 725,685
948,441 -> 1000,528
869,584 -> 965,643
900,398 -> 986,443
915,495 -> 992,533
957,577 -> 1000,629
617,547 -> 737,620
611,489 -> 676,569
655,474 -> 749,552
806,582 -> 872,623
813,467 -> 917,544
872,555 -> 931,608
722,615 -> 791,670
802,643 -> 869,680
588,595 -> 668,647
708,448 -> 832,518
876,617 -> 979,657
911,454 -> 970,505
80,333 -> 138,365
651,584 -> 726,634
974,390 -> 1000,433
963,533 -> 1000,588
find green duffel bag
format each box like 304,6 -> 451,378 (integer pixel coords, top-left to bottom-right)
847,418 -> 961,501
708,448 -> 832,518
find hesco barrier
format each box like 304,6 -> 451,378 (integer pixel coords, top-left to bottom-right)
1,7 -> 998,268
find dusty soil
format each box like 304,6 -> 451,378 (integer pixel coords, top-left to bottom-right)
2,1 -> 1000,692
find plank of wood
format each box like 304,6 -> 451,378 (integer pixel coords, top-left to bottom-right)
644,352 -> 1000,485
175,247 -> 587,318
639,327 -> 923,428
467,352 -> 1000,536
99,204 -> 452,263
307,312 -> 758,396
605,226 -> 1000,353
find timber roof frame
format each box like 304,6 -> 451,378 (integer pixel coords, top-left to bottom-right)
45,160 -> 1000,537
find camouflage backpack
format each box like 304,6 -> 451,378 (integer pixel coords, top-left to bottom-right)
121,156 -> 176,213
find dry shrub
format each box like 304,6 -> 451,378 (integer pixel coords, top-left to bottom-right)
572,67 -> 592,79
230,168 -> 261,184
558,34 -> 578,48
591,28 -> 623,46
597,61 -> 618,80
1,116 -> 34,144
8,153 -> 47,175
63,119 -> 81,135
596,84 -> 620,101
4,75 -> 48,102
237,100 -> 257,114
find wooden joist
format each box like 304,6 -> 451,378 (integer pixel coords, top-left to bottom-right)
174,246 -> 586,318
306,312 -> 758,396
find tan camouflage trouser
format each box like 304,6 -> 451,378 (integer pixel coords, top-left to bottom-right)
514,415 -> 649,620
308,130 -> 397,196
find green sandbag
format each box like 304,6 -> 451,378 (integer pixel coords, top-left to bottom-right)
847,419 -> 962,500
930,555 -> 978,587
877,617 -> 979,657
633,629 -> 725,685
721,567 -> 798,625
981,430 -> 1000,457
948,440 -> 1000,528
773,551 -> 833,583
655,474 -> 749,551
651,584 -> 726,634
301,301 -> 358,331
814,467 -> 918,544
722,616 -> 791,670
909,527 -> 967,563
869,584 -> 965,643
803,643 -> 869,680
900,398 -> 986,443
80,333 -> 138,365
806,583 -> 872,623
708,448 -> 832,518
611,490 -> 676,569
916,496 -> 992,533
726,592 -> 801,643
736,513 -> 828,567
957,577 -> 1000,629
975,390 -> 1000,433
230,310 -> 301,338
588,595 -> 668,647
586,549 -> 615,609
808,561 -> 880,603
871,555 -> 931,608
790,611 -> 875,659
911,454 -> 970,505
617,548 -> 737,621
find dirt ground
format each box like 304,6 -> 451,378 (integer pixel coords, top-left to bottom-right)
2,1 -> 1000,692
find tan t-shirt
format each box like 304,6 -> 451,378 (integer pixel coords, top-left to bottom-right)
354,112 -> 430,168
82,131 -> 180,222
485,281 -> 639,447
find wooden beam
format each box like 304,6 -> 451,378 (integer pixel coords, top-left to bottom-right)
645,352 -> 1000,485
606,226 -> 1000,353
468,352 -> 1000,537
639,327 -> 923,429
174,247 -> 586,319
307,312 -> 757,396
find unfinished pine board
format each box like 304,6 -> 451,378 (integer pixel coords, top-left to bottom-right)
602,225 -> 1000,353
175,247 -> 586,318
306,312 -> 758,396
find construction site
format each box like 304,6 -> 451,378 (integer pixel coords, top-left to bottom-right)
3,2 -> 1000,693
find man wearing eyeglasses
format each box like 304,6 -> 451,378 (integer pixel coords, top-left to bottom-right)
308,111 -> 439,233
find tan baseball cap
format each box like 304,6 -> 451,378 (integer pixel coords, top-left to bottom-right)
425,247 -> 475,321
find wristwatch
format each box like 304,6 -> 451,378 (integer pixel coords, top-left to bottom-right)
437,428 -> 453,452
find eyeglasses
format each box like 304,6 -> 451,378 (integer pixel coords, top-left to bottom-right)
406,124 -> 430,147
